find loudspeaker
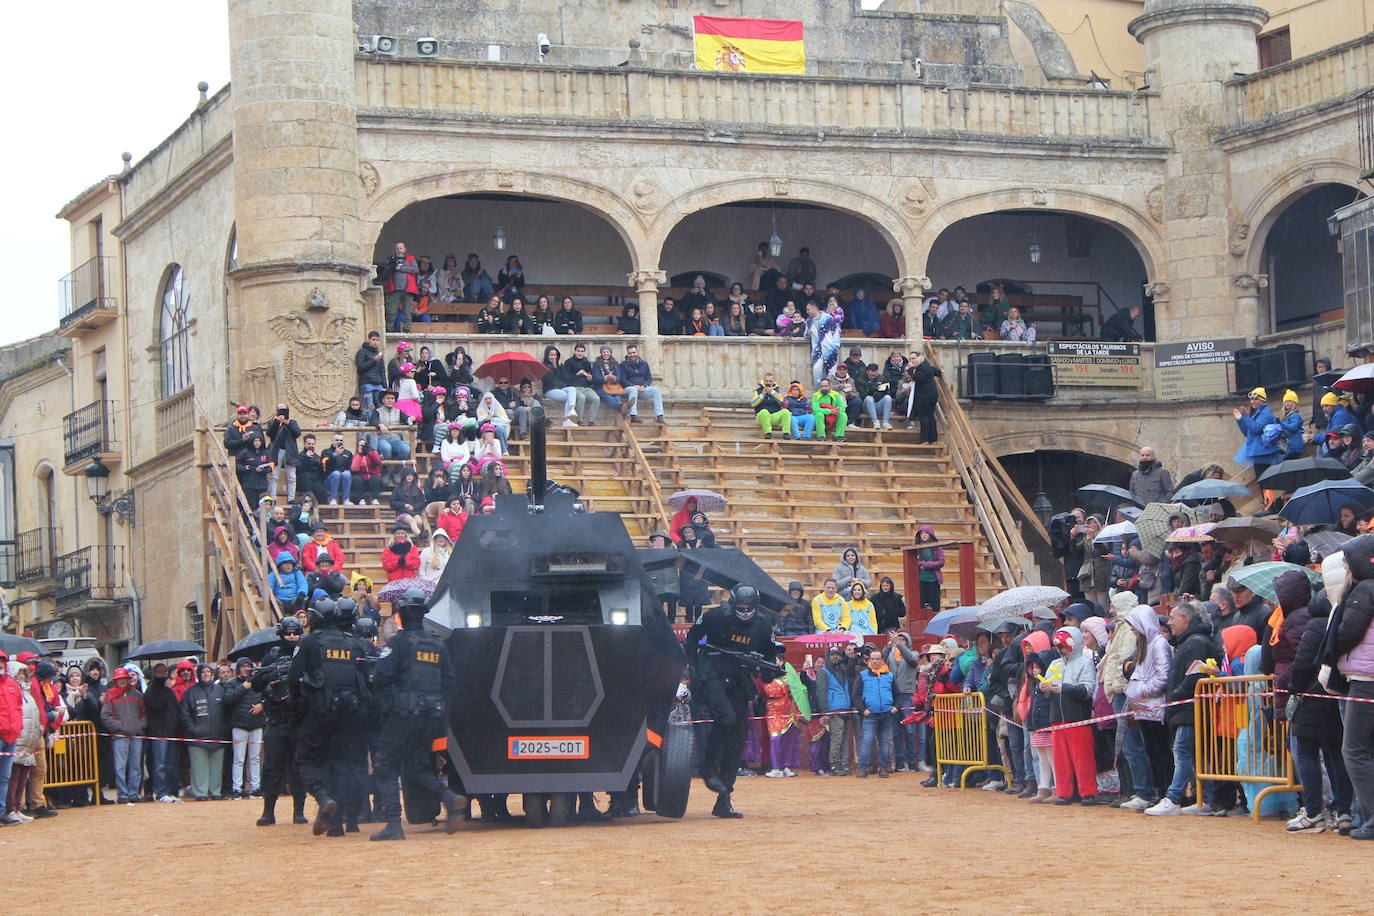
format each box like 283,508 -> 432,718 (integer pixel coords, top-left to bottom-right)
1265,343 -> 1307,389
371,35 -> 398,55
967,352 -> 998,398
1024,354 -> 1054,397
416,37 -> 439,58
996,353 -> 1027,397
1234,347 -> 1263,395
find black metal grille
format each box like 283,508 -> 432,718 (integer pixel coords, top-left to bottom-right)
497,630 -> 546,722
63,400 -> 117,466
551,631 -> 597,720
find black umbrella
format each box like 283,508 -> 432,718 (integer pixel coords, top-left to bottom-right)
1281,479 -> 1374,526
227,628 -> 280,663
1074,484 -> 1143,510
126,638 -> 206,661
638,547 -> 792,612
1257,457 -> 1351,493
0,633 -> 45,657
1172,479 -> 1253,504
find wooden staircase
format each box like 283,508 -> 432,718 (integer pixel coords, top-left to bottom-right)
636,407 -> 1010,603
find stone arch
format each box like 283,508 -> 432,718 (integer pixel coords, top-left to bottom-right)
647,178 -> 916,277
912,188 -> 1164,282
984,427 -> 1142,469
1240,159 -> 1364,278
361,168 -> 651,268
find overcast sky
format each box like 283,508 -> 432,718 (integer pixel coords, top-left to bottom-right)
0,2 -> 229,348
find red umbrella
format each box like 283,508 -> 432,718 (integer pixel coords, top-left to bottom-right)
1333,363 -> 1374,393
474,351 -> 547,383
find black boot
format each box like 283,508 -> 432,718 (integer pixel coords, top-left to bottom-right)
292,794 -> 309,825
711,793 -> 744,819
576,792 -> 610,822
443,791 -> 467,835
370,820 -> 405,841
257,795 -> 277,827
312,796 -> 338,836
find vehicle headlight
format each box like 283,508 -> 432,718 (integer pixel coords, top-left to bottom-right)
609,609 -> 629,626
465,613 -> 483,628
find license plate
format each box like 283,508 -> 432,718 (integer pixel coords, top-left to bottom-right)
507,736 -> 589,759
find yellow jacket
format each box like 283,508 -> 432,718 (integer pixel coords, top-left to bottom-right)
812,593 -> 851,631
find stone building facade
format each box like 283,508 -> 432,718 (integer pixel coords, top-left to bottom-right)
15,0 -> 1371,647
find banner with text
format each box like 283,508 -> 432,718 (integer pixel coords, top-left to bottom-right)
1153,338 -> 1245,401
1047,342 -> 1142,388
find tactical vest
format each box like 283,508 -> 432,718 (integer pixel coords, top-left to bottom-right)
317,629 -> 362,712
389,631 -> 446,717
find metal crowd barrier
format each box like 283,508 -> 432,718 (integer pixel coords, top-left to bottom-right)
44,720 -> 101,804
933,691 -> 1008,789
1194,675 -> 1300,823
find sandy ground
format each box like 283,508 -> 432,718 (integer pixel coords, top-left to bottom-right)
7,775 -> 1371,913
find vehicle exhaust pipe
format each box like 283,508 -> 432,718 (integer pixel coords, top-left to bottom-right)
528,404 -> 547,508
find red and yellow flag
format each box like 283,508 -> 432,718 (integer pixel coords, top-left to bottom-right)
693,15 -> 805,75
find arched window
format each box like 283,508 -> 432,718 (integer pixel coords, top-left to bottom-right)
159,265 -> 192,398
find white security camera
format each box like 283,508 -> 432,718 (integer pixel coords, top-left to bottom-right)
537,33 -> 551,57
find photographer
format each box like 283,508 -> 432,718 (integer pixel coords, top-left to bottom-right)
251,617 -> 307,826
383,242 -> 419,333
855,362 -> 894,429
266,403 -> 301,503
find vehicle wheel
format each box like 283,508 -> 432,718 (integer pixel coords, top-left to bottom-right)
652,719 -> 695,819
523,793 -> 547,828
548,792 -> 572,827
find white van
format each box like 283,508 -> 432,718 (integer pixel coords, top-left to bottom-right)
38,637 -> 102,672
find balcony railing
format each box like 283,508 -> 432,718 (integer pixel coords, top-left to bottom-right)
59,256 -> 117,323
55,545 -> 125,606
15,527 -> 58,582
0,541 -> 13,588
155,387 -> 196,451
63,400 -> 118,466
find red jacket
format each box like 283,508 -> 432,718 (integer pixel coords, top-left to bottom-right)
437,509 -> 468,543
351,450 -> 383,480
382,542 -> 421,581
0,672 -> 23,744
385,253 -> 419,295
30,677 -> 63,731
301,536 -> 345,573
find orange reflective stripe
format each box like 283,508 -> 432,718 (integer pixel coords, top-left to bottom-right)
431,736 -> 447,752
645,728 -> 662,748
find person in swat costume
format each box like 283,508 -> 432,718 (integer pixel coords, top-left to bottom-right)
288,596 -> 369,836
332,597 -> 374,833
370,589 -> 465,840
352,613 -> 382,825
251,616 -> 308,826
684,585 -> 783,819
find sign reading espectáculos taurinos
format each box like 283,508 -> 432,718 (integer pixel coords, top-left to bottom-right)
1153,338 -> 1245,401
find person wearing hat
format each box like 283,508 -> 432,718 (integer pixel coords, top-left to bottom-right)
100,667 -> 147,804
306,551 -> 348,599
386,340 -> 415,389
1313,390 -> 1363,452
224,404 -> 263,459
22,661 -> 61,817
382,526 -> 421,582
1232,387 -> 1282,477
302,523 -> 345,575
1277,388 -> 1306,459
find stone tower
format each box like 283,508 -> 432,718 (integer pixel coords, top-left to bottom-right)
1130,0 -> 1270,344
227,0 -> 369,422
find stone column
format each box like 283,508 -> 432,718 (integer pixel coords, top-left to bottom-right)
227,0 -> 370,424
1129,0 -> 1269,344
1231,274 -> 1269,331
894,276 -> 930,344
630,269 -> 666,371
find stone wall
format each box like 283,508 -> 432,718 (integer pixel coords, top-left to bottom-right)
351,0 -> 1022,82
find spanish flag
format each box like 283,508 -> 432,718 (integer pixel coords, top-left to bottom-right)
693,15 -> 806,75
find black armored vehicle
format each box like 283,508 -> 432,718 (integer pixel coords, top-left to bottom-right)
425,411 -> 692,825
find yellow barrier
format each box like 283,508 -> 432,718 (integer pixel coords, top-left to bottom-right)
1194,675 -> 1300,823
933,691 -> 1008,789
44,720 -> 101,804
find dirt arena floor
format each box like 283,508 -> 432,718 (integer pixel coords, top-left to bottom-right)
8,774 -> 1370,913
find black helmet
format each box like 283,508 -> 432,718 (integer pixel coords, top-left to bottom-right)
731,585 -> 759,620
276,617 -> 303,638
310,597 -> 337,624
397,588 -> 427,611
353,616 -> 378,639
334,596 -> 358,627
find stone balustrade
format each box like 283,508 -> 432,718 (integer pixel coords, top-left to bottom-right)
356,59 -> 1159,143
1226,32 -> 1374,128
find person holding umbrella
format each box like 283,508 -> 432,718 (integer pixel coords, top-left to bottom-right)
1233,387 -> 1282,478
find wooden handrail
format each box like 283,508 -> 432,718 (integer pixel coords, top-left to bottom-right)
923,344 -> 1036,587
618,413 -> 672,533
